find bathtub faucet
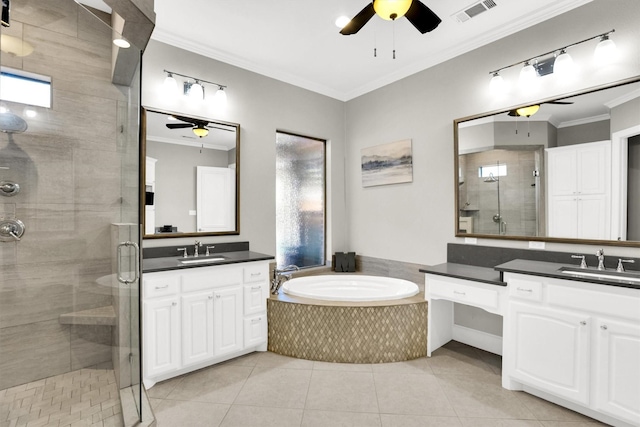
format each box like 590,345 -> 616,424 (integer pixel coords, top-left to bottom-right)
271,265 -> 299,294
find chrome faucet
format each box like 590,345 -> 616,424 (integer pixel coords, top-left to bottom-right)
270,265 -> 299,294
596,249 -> 605,271
205,245 -> 215,256
194,240 -> 201,257
616,258 -> 635,272
571,254 -> 587,269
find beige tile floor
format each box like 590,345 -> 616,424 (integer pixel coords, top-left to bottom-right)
148,341 -> 608,427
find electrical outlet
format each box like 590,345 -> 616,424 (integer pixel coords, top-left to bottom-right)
529,241 -> 545,249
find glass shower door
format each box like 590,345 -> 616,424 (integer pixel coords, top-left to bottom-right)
0,1 -> 143,425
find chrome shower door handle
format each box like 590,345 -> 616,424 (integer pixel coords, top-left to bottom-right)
117,241 -> 140,285
0,219 -> 25,242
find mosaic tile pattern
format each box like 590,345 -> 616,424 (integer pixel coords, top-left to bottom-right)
0,368 -> 123,427
267,299 -> 427,363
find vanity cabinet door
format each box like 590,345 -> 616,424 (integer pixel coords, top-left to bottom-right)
181,291 -> 215,367
507,301 -> 591,406
244,282 -> 268,316
143,296 -> 180,379
213,286 -> 243,357
594,318 -> 640,425
244,314 -> 267,347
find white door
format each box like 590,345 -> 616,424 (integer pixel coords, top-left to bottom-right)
181,291 -> 215,367
143,297 -> 180,378
577,195 -> 609,240
196,166 -> 234,232
548,195 -> 578,238
507,302 -> 591,405
595,318 -> 640,425
214,286 -> 243,356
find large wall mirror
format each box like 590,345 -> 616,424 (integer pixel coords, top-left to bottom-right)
141,108 -> 240,239
454,77 -> 640,247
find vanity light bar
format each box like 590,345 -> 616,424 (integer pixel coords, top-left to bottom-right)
488,29 -> 616,86
163,69 -> 227,90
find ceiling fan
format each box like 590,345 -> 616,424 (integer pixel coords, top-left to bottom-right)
507,100 -> 574,117
166,115 -> 233,138
340,0 -> 441,35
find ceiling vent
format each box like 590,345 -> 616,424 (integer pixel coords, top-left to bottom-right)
452,0 -> 497,23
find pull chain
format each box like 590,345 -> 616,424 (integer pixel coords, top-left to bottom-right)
392,20 -> 396,59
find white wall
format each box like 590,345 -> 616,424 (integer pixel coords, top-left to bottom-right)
345,0 -> 640,266
141,41 -> 348,257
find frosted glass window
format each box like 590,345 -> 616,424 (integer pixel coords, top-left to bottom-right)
276,131 -> 326,269
478,163 -> 507,178
0,67 -> 52,108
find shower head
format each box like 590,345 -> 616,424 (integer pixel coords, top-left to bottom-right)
484,173 -> 499,183
0,113 -> 28,134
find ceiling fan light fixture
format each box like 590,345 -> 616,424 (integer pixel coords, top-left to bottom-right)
516,105 -> 540,117
373,0 -> 412,21
192,125 -> 209,138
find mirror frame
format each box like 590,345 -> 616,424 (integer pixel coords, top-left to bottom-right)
140,107 -> 241,239
454,76 -> 640,247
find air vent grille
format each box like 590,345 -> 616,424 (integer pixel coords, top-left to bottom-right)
452,0 -> 498,23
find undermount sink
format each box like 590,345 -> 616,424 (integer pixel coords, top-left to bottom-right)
179,256 -> 227,265
558,267 -> 640,283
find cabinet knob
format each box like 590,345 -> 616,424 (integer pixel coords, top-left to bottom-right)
208,295 -> 213,300
600,325 -> 608,330
216,294 -> 221,299
580,320 -> 587,326
172,302 -> 177,306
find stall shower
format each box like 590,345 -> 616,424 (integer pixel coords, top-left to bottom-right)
1,1 -> 145,425
459,148 -> 545,236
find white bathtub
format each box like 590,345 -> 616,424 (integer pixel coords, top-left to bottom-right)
281,275 -> 419,302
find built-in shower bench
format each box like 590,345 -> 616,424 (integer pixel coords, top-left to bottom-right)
58,305 -> 116,326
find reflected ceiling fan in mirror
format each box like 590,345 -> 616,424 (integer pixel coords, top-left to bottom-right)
166,115 -> 234,138
507,100 -> 574,117
339,0 -> 441,35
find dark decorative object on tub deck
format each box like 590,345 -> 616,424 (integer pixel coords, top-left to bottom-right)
334,252 -> 356,272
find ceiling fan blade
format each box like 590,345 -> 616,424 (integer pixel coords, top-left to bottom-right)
166,123 -> 194,129
405,0 -> 442,34
545,101 -> 574,105
340,3 -> 375,35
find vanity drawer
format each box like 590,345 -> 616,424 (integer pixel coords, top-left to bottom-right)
429,279 -> 499,310
144,273 -> 180,298
508,277 -> 543,302
244,264 -> 268,283
547,284 -> 640,320
181,266 -> 242,293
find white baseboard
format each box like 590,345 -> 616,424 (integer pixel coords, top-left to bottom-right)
452,324 -> 503,356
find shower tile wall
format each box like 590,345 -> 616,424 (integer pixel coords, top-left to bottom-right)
0,2 -> 126,389
460,150 -> 539,236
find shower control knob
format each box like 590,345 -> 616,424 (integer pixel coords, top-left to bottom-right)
0,181 -> 20,196
0,219 -> 25,242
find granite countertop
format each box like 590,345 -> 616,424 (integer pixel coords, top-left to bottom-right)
420,263 -> 506,286
143,250 -> 274,273
495,259 -> 640,290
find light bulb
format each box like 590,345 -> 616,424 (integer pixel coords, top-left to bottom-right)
519,62 -> 537,86
489,72 -> 505,95
212,87 -> 227,110
373,0 -> 412,20
553,50 -> 574,78
335,16 -> 351,29
189,81 -> 204,100
113,38 -> 130,48
163,73 -> 179,97
594,35 -> 617,63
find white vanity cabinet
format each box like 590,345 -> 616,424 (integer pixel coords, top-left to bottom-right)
142,261 -> 269,388
503,272 -> 640,427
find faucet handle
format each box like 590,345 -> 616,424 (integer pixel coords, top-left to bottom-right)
596,248 -> 604,257
616,259 -> 635,272
571,254 -> 587,269
205,245 -> 215,256
177,247 -> 188,258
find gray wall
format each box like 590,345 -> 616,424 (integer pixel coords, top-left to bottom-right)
557,119 -> 610,146
628,135 -> 640,240
345,0 -> 640,266
141,40 -> 348,257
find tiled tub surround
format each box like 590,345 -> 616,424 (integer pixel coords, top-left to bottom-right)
267,293 -> 427,363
